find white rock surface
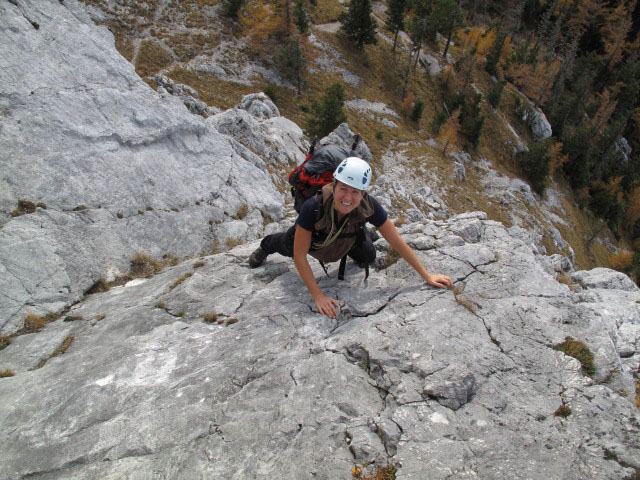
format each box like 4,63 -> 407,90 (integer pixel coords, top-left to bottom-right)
0,0 -> 299,333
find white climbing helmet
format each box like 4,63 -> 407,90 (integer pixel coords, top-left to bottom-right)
333,157 -> 372,191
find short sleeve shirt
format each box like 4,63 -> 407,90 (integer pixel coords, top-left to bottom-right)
296,195 -> 388,231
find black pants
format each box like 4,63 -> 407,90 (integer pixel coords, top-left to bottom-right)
260,225 -> 377,266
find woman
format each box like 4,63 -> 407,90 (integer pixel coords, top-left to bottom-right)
249,157 -> 453,318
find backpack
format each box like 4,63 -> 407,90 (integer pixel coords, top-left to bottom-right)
288,135 -> 361,213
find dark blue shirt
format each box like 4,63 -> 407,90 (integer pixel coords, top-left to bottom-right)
296,195 -> 388,231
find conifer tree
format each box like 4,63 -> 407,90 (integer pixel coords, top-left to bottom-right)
485,27 -> 506,77
222,0 -> 245,19
307,83 -> 347,137
385,0 -> 408,52
339,0 -> 377,49
430,0 -> 463,59
293,0 -> 310,35
275,36 -> 307,95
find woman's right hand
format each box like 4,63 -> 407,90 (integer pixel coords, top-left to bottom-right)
314,294 -> 339,318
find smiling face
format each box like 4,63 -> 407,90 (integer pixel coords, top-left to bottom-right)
333,181 -> 364,216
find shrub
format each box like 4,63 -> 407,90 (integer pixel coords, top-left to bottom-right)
225,318 -> 239,326
0,370 -> 15,378
609,251 -> 634,273
193,261 -> 206,269
95,314 -> 106,321
0,336 -> 10,351
63,315 -> 84,322
138,210 -> 144,215
554,405 -> 572,418
10,199 -> 37,217
73,205 -> 88,211
431,110 -> 448,133
411,100 -> 425,122
264,85 -> 278,102
155,301 -> 166,309
487,80 -> 506,109
117,212 -> 123,219
375,131 -> 383,139
518,140 -> 552,194
36,202 -> 47,209
553,336 -> 595,376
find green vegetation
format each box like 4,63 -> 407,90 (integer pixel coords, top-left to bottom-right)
554,405 -> 572,418
553,336 -> 595,377
307,83 -> 347,138
10,199 -> 37,217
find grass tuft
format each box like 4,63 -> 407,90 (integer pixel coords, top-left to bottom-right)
0,369 -> 15,378
10,199 -> 37,217
553,336 -> 595,377
86,278 -> 110,295
130,253 -> 163,277
36,335 -> 74,369
553,405 -> 572,418
63,315 -> 84,322
169,272 -> 192,291
202,312 -> 218,323
192,261 -> 206,269
20,313 -> 46,334
233,204 -> 249,220
0,336 -> 11,352
95,314 -> 107,322
155,301 -> 166,309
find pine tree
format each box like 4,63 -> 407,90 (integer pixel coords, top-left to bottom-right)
485,27 -> 506,76
307,83 -> 347,137
339,0 -> 377,49
293,0 -> 310,35
275,36 -> 307,95
222,0 -> 245,19
429,0 -> 463,59
385,0 -> 407,52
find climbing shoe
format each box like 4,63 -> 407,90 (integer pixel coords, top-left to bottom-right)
249,247 -> 268,268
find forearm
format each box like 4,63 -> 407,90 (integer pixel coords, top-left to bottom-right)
293,253 -> 324,300
392,236 -> 433,282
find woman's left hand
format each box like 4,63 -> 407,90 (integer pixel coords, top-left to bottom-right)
425,273 -> 453,289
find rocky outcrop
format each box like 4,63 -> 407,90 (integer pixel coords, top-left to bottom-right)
520,103 -> 553,142
1,213 -> 638,479
0,0 -> 306,333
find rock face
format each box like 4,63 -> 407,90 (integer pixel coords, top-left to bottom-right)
0,0 -> 307,333
520,103 -> 553,141
1,214 -> 638,479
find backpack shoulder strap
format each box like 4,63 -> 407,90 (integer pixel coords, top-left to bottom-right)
313,190 -> 324,223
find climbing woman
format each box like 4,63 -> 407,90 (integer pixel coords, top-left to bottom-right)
249,157 -> 453,318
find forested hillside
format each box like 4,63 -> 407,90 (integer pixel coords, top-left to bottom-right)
80,0 -> 640,283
